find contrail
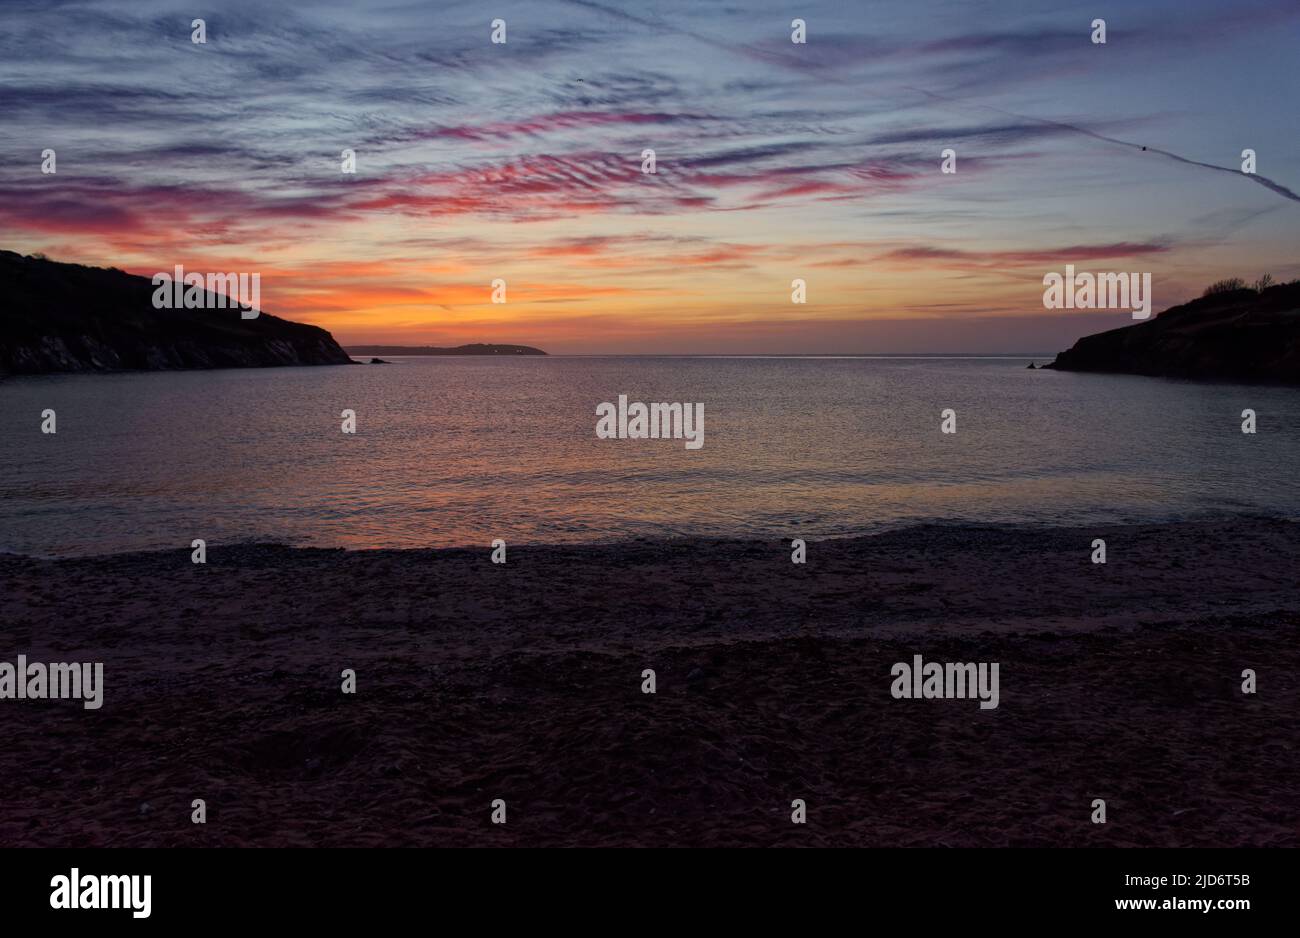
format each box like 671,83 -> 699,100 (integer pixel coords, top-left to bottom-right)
564,0 -> 1300,206
911,90 -> 1300,205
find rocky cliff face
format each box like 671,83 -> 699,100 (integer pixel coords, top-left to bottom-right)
0,251 -> 354,374
1045,282 -> 1300,385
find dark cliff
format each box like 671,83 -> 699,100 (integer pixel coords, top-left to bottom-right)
1044,282 -> 1300,385
0,251 -> 353,374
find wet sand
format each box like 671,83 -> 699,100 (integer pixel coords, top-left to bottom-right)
0,518 -> 1297,846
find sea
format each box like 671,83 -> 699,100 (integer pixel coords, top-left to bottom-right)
2,356 -> 1298,557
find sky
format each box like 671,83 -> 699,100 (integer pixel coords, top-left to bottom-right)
1,0 -> 1298,353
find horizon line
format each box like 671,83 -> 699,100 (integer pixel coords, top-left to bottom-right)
343,349 -> 1056,358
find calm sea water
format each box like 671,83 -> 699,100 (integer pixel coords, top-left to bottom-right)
3,357 -> 1298,557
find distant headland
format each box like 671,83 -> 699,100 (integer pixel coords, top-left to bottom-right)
0,251 -> 352,374
1045,277 -> 1300,385
346,344 -> 547,356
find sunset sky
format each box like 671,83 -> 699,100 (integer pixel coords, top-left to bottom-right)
2,0 -> 1298,353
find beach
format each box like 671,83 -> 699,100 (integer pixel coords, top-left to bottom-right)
1,517 -> 1296,847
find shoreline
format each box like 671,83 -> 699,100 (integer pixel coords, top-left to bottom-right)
1,517 -> 1296,846
3,510 -> 1295,563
